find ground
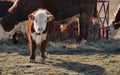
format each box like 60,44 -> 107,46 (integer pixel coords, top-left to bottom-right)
0,0 -> 120,75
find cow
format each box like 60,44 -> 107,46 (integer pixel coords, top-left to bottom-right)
26,9 -> 54,63
0,0 -> 27,44
109,4 -> 120,39
112,4 -> 120,29
0,0 -> 13,17
0,0 -> 97,43
0,21 -> 27,42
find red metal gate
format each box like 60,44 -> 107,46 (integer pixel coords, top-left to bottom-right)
97,0 -> 110,38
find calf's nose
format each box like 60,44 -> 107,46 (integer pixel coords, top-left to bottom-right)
38,28 -> 43,31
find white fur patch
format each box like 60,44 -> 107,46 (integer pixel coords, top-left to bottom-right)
109,20 -> 120,39
80,39 -> 87,45
0,21 -> 27,40
31,32 -> 47,45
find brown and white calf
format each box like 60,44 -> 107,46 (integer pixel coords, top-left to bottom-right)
26,9 -> 54,63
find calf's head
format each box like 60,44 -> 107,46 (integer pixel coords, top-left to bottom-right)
29,9 -> 53,34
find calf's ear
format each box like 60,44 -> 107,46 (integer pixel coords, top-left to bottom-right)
47,15 -> 53,22
28,14 -> 35,20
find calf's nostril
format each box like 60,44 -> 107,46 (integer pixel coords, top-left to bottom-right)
38,28 -> 43,31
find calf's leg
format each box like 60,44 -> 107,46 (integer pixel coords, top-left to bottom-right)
40,40 -> 47,64
28,35 -> 37,63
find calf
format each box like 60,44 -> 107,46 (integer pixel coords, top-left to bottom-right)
26,9 -> 54,63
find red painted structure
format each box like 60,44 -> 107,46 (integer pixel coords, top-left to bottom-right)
97,0 -> 110,38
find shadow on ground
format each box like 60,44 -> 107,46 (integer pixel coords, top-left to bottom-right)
52,58 -> 106,75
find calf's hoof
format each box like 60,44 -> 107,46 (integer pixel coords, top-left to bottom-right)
41,57 -> 46,64
80,39 -> 87,45
29,59 -> 36,63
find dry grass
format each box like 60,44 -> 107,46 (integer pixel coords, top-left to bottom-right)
0,0 -> 120,75
0,38 -> 120,75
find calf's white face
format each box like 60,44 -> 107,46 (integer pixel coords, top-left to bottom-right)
28,9 -> 53,45
30,10 -> 52,33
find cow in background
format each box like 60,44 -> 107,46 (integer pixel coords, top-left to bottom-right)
0,0 -> 13,17
112,4 -> 120,29
0,0 -> 97,43
0,21 -> 27,42
109,4 -> 120,39
0,0 -> 27,44
26,9 -> 54,63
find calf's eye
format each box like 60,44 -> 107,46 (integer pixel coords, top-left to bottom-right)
35,19 -> 37,22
